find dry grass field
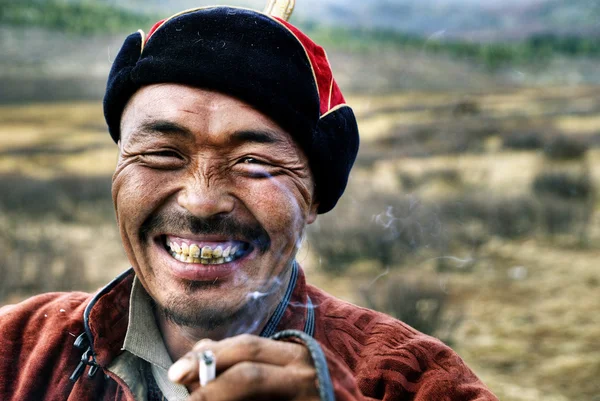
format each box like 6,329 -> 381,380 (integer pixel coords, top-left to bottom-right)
1,85 -> 599,400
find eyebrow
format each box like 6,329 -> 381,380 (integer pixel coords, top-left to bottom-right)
228,129 -> 284,145
128,119 -> 284,145
129,120 -> 195,143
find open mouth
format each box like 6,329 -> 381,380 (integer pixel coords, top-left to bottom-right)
163,235 -> 253,265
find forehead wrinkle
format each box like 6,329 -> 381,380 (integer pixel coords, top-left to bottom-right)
125,119 -> 195,145
227,129 -> 286,146
122,85 -> 297,150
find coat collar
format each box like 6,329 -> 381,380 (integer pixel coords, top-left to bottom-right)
82,264 -> 314,368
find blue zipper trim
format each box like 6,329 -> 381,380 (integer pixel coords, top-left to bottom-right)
259,262 -> 298,338
303,296 -> 315,337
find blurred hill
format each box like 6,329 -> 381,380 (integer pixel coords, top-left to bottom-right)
308,0 -> 600,42
105,0 -> 600,41
1,0 -> 600,103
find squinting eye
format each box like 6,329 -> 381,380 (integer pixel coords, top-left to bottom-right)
237,157 -> 273,178
242,157 -> 263,164
139,150 -> 185,170
151,150 -> 182,158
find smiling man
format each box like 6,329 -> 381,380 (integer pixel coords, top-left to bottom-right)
0,4 -> 498,401
115,85 -> 315,341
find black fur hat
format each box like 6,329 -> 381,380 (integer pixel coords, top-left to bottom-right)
104,6 -> 359,213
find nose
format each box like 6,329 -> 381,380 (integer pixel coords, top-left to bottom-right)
177,176 -> 235,219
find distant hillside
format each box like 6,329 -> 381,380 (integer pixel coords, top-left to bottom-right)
103,0 -> 600,42
315,0 -> 600,42
2,0 -> 599,73
0,0 -> 158,34
2,0 -> 600,103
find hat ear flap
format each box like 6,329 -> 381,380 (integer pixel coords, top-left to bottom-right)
313,106 -> 360,214
104,32 -> 143,143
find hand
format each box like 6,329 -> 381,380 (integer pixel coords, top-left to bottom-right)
168,334 -> 320,401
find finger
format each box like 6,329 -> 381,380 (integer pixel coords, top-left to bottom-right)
188,362 -> 318,401
168,338 -> 216,384
170,335 -> 311,387
194,334 -> 310,369
168,351 -> 200,384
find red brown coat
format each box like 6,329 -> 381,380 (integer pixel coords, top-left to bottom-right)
0,268 -> 498,401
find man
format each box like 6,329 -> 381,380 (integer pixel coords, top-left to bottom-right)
0,4 -> 498,401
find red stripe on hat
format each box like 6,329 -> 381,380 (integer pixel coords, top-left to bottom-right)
329,80 -> 345,112
145,19 -> 166,46
274,17 -> 345,116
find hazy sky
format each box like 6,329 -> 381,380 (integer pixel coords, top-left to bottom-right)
138,0 -> 548,12
123,0 -> 595,40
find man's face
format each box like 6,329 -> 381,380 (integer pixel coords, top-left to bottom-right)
112,84 -> 318,329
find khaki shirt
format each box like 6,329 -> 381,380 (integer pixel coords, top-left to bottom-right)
108,277 -> 189,401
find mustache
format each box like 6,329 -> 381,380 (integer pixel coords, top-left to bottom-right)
140,212 -> 271,252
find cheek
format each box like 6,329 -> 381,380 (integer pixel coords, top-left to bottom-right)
112,168 -> 172,232
238,177 -> 310,237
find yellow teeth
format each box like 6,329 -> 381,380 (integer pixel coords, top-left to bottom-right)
167,240 -> 246,265
213,246 -> 223,258
189,244 -> 200,258
201,246 -> 213,258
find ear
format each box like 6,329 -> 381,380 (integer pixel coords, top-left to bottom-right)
306,200 -> 319,225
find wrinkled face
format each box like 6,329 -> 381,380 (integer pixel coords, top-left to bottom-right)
113,84 -> 318,329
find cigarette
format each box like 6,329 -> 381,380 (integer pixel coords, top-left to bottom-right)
199,350 -> 216,386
